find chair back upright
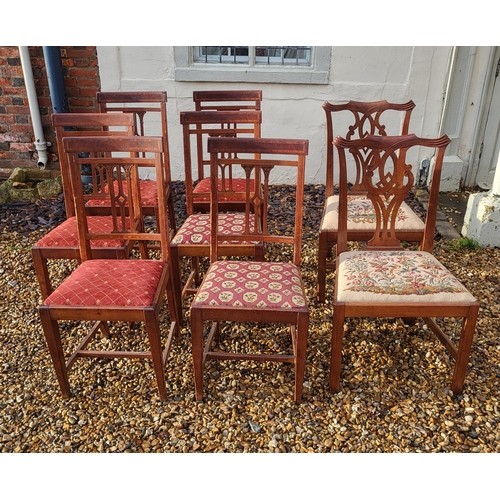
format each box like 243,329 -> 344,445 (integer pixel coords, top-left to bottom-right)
207,137 -> 309,266
323,100 -> 415,198
62,135 -> 171,263
334,133 -> 451,254
180,110 -> 262,215
52,112 -> 136,218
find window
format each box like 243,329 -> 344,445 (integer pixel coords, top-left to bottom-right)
174,46 -> 331,84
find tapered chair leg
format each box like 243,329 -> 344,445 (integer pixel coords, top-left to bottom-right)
144,310 -> 167,401
451,306 -> 479,394
329,304 -> 346,393
32,250 -> 53,300
39,306 -> 70,398
317,231 -> 329,303
190,308 -> 205,401
294,313 -> 309,403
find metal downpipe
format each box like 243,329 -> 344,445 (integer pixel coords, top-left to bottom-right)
18,46 -> 49,168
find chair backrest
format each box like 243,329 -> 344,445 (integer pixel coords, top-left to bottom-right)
62,135 -> 171,262
207,137 -> 309,265
180,110 -> 262,215
52,112 -> 136,218
334,133 -> 450,254
97,91 -> 172,182
323,100 -> 416,198
193,90 -> 262,111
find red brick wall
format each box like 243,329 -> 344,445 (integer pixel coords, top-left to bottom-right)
0,46 -> 100,171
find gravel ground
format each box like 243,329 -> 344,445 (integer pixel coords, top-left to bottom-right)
0,183 -> 498,459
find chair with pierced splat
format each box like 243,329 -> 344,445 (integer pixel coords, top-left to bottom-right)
38,136 -> 180,401
329,133 -> 479,395
32,112 -> 136,299
96,91 -> 176,234
190,137 -> 310,403
317,100 -> 422,302
171,110 -> 264,316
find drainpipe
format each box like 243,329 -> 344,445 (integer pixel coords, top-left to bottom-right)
42,46 -> 68,114
18,46 -> 49,169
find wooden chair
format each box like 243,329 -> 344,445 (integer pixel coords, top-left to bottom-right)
180,110 -> 262,215
329,133 -> 479,395
96,90 -> 176,233
190,137 -> 310,403
193,90 -> 262,112
317,100 -> 424,302
171,110 -> 264,315
32,112 -> 136,299
38,136 -> 180,401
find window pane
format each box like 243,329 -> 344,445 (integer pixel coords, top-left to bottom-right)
194,46 -> 249,64
255,46 -> 312,66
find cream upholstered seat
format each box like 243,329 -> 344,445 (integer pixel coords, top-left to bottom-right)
321,195 -> 425,232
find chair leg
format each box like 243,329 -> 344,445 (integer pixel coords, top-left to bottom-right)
329,304 -> 346,393
32,249 -> 52,300
451,306 -> 479,394
168,246 -> 184,327
39,306 -> 70,398
294,312 -> 309,403
144,310 -> 167,401
317,230 -> 329,303
190,308 -> 204,401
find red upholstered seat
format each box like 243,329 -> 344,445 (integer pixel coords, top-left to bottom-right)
86,179 -> 158,208
193,178 -> 256,202
172,213 -> 257,246
44,259 -> 165,307
193,261 -> 307,309
35,216 -> 128,249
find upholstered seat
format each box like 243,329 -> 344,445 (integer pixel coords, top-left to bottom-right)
321,195 -> 425,232
172,213 -> 257,246
44,259 -> 165,307
337,251 -> 476,303
193,178 -> 256,202
86,179 -> 158,209
35,216 -> 129,249
193,261 -> 307,309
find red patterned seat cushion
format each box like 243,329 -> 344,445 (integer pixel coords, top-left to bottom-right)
172,213 -> 257,246
34,216 -> 128,249
193,261 -> 308,310
44,259 -> 165,307
86,180 -> 158,208
192,178 -> 256,202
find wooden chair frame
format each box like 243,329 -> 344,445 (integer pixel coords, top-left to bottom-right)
329,133 -> 479,395
190,137 -> 310,403
180,110 -> 262,215
317,99 -> 419,302
96,90 -> 176,234
193,90 -> 262,112
32,112 -> 137,299
38,136 -> 180,401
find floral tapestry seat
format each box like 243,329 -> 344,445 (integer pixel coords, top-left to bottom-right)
321,195 -> 425,233
337,250 -> 476,303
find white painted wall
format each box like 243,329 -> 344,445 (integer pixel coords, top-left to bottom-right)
96,46 -> 453,184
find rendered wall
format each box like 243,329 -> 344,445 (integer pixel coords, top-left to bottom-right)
97,46 -> 453,184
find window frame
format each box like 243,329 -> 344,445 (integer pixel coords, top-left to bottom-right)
174,46 -> 331,84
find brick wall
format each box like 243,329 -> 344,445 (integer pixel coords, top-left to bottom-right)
0,46 -> 100,171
